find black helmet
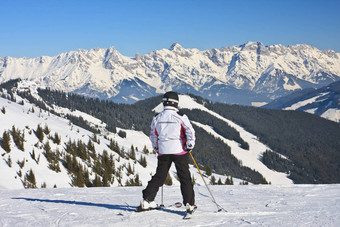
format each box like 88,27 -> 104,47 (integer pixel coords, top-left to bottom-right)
162,91 -> 179,108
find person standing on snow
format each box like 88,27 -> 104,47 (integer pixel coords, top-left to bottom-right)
138,91 -> 196,214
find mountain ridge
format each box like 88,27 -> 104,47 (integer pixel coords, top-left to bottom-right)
1,42 -> 339,105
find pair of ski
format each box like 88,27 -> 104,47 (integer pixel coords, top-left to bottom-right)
135,202 -> 195,219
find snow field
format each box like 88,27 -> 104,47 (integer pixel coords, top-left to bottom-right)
0,184 -> 339,226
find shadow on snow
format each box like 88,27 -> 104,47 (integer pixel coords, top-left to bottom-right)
12,197 -> 135,212
11,197 -> 185,216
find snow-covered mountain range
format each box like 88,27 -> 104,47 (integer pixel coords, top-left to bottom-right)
0,82 -> 292,190
1,42 -> 339,105
265,80 -> 340,123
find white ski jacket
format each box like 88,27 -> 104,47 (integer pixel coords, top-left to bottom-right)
150,106 -> 195,155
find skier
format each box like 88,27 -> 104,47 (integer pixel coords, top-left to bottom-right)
138,91 -> 197,215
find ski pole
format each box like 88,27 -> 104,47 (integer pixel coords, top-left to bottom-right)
160,185 -> 164,208
189,151 -> 226,212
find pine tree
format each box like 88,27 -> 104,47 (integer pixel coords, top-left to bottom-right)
36,124 -> 44,142
44,141 -> 51,153
93,132 -> 99,144
134,174 -> 142,186
114,141 -> 121,156
101,150 -> 114,182
210,175 -> 216,185
142,145 -> 149,154
31,149 -> 36,161
17,158 -> 25,169
120,147 -> 126,158
84,168 -> 91,187
205,166 -> 212,176
53,132 -> 61,145
125,174 -> 142,186
129,145 -> 136,160
225,176 -> 232,185
1,130 -> 11,153
1,106 -> 5,114
93,158 -> 102,176
63,153 -> 73,173
76,140 -> 88,160
47,148 -> 61,173
41,182 -> 47,188
261,177 -> 269,184
7,155 -> 12,167
87,139 -> 95,153
11,126 -> 24,151
217,177 -> 223,185
44,124 -> 50,135
73,166 -> 85,187
140,155 -> 147,168
102,171 -> 110,187
18,170 -> 22,177
109,138 -> 115,151
109,154 -> 115,174
92,174 -> 102,187
24,169 -> 37,188
127,163 -> 134,176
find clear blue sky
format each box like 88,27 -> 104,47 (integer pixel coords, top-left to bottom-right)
1,0 -> 339,58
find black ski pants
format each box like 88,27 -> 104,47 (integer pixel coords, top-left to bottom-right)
142,153 -> 195,205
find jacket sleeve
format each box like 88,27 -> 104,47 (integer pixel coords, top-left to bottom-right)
182,114 -> 196,150
149,116 -> 158,150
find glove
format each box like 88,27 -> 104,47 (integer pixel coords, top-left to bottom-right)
186,143 -> 194,152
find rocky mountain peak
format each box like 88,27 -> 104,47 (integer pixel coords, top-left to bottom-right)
169,42 -> 182,51
0,42 -> 339,105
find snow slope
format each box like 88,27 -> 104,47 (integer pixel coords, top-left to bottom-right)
266,80 -> 340,123
0,184 -> 339,226
155,95 -> 292,184
284,93 -> 329,111
0,93 -> 237,190
1,85 -> 339,226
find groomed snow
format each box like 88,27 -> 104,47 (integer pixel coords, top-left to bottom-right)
284,93 -> 329,111
0,184 -> 339,226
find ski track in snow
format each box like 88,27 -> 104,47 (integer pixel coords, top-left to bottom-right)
0,184 -> 339,226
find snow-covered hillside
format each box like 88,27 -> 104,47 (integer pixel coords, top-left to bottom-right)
0,95 -> 157,189
0,84 -> 293,190
0,184 -> 339,226
156,95 -> 292,184
1,92 -> 204,189
265,80 -> 340,123
1,83 -> 339,226
1,42 -> 339,105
